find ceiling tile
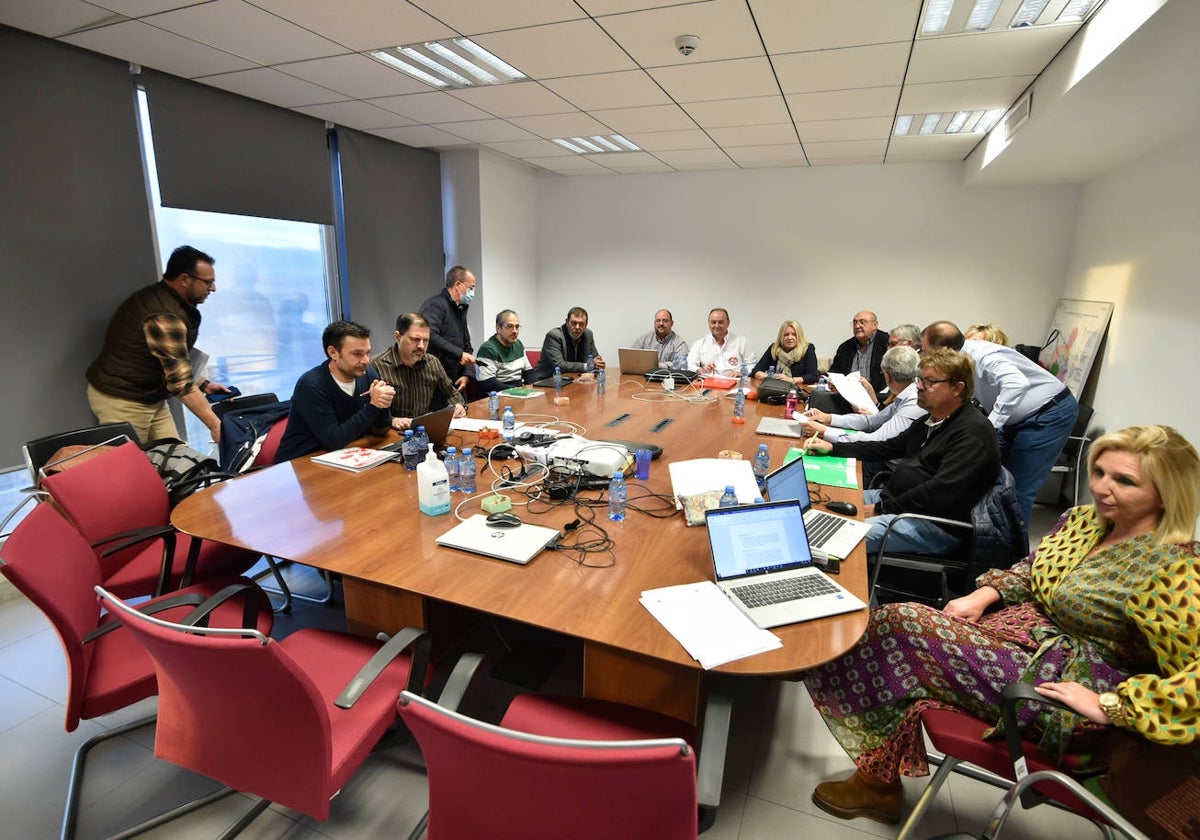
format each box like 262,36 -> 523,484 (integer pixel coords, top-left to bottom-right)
590,152 -> 671,172
370,90 -> 493,122
245,0 -> 454,52
196,67 -> 345,108
596,0 -> 764,68
408,0 -> 585,36
577,0 -> 696,12
275,53 -> 429,99
508,112 -> 612,138
522,155 -> 611,172
90,1 -> 208,14
653,147 -> 737,169
431,119 -> 537,143
908,27 -> 1076,85
294,100 -> 416,130
622,129 -> 715,151
795,115 -> 893,143
649,56 -> 779,103
483,138 -> 575,158
785,86 -> 900,121
0,0 -> 124,37
773,42 -> 910,95
367,124 -> 471,147
749,0 -> 922,53
543,70 -> 671,111
589,104 -> 696,133
707,123 -> 798,147
448,82 -> 577,118
146,0 -> 346,65
899,76 -> 1036,114
804,138 -> 887,164
61,19 -> 256,77
725,143 -> 808,166
472,19 -> 637,79
886,133 -> 982,162
682,95 -> 790,128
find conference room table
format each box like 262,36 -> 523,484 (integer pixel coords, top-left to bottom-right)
173,373 -> 870,723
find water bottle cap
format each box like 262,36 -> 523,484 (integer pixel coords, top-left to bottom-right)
446,446 -> 456,454
404,430 -> 413,437
489,391 -> 497,396
725,485 -> 734,493
463,448 -> 472,455
758,444 -> 767,451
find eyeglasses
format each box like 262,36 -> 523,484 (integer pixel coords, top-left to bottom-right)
917,376 -> 953,388
501,323 -> 521,331
188,273 -> 216,287
853,319 -> 875,326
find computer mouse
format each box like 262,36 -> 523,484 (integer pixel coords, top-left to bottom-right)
825,501 -> 858,517
486,512 -> 523,528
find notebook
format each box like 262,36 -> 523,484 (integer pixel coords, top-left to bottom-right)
617,347 -> 661,376
764,455 -> 870,562
435,514 -> 560,565
755,416 -> 808,438
705,500 -> 866,628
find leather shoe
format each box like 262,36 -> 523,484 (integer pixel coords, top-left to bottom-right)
812,770 -> 903,824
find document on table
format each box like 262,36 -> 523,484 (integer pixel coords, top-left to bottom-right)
640,581 -> 783,669
825,372 -> 878,415
450,418 -> 526,433
668,458 -> 760,506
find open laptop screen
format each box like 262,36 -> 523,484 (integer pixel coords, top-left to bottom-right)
764,455 -> 812,511
706,501 -> 814,580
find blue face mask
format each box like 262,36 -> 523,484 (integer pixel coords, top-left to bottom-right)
461,287 -> 475,305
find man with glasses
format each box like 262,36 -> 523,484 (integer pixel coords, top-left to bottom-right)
807,348 -> 1000,555
86,245 -> 232,443
418,266 -> 477,406
476,309 -> 533,393
809,310 -> 890,413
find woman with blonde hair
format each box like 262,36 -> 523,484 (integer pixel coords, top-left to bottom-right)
804,424 -> 1200,825
751,319 -> 817,386
964,322 -> 1010,346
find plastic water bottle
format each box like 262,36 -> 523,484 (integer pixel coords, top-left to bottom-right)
785,388 -> 799,418
733,388 -> 745,422
608,471 -> 627,522
719,486 -> 738,508
597,367 -> 606,394
585,354 -> 594,373
739,361 -> 750,392
502,406 -> 516,442
413,425 -> 429,455
818,375 -> 828,391
488,390 -> 500,420
417,444 -> 450,516
767,364 -> 776,379
753,444 -> 771,489
552,365 -> 563,393
400,430 -> 419,471
445,446 -> 459,492
459,448 -> 476,494
672,351 -> 685,370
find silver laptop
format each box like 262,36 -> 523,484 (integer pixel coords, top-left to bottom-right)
755,416 -> 807,438
617,347 -> 661,376
764,456 -> 871,562
436,514 -> 560,565
705,500 -> 866,628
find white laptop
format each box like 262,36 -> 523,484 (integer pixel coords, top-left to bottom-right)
617,347 -> 661,376
705,500 -> 866,628
755,416 -> 807,438
764,456 -> 871,562
436,514 -> 560,565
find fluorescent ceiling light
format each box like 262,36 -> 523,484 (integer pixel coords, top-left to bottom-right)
965,0 -> 1003,30
611,135 -> 639,151
922,0 -> 954,34
1010,0 -> 1051,28
977,108 -> 1005,132
552,134 -> 642,155
372,39 -> 526,90
919,114 -> 942,135
1058,0 -> 1099,22
553,138 -> 586,153
944,111 -> 970,133
893,115 -> 913,136
895,110 -> 1005,137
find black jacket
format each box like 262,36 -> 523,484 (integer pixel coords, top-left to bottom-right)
829,331 -> 888,394
418,288 -> 472,382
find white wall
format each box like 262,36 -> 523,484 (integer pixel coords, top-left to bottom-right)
533,162 -> 1080,364
478,152 -> 539,339
1061,132 -> 1200,445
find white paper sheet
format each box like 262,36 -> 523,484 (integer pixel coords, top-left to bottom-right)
824,372 -> 878,415
667,458 -> 761,506
640,581 -> 782,669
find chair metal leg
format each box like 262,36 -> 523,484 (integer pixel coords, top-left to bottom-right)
252,555 -> 294,614
896,754 -> 961,840
61,714 -> 158,840
407,810 -> 429,840
252,557 -> 336,612
105,787 -> 237,840
215,797 -> 273,840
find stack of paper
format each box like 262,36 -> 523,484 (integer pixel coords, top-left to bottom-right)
640,581 -> 782,669
310,447 -> 397,472
667,458 -> 761,506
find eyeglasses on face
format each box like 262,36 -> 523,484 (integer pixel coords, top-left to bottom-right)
917,376 -> 953,388
501,323 -> 521,331
188,273 -> 216,287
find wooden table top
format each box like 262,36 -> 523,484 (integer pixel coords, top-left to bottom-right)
173,374 -> 869,676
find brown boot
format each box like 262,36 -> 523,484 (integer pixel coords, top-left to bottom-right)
812,769 -> 903,824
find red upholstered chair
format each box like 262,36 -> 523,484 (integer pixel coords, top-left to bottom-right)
397,654 -> 731,840
0,503 -> 273,840
95,585 -> 431,836
42,440 -> 259,596
525,348 -> 542,368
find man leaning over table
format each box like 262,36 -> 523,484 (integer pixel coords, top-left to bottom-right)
373,312 -> 466,432
274,320 -> 393,463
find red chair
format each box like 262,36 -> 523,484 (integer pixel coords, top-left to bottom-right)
525,348 -> 542,368
0,503 -> 273,840
42,440 -> 260,596
95,585 -> 431,835
397,654 -> 730,839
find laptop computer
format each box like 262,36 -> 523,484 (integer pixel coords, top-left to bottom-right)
617,347 -> 660,376
531,373 -> 579,388
436,514 -> 560,565
413,405 -> 455,447
755,416 -> 807,438
705,500 -> 866,628
764,455 -> 871,562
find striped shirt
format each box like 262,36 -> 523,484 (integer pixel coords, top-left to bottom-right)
371,344 -> 465,419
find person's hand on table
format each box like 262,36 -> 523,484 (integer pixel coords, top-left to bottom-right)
451,404 -> 467,419
367,380 -> 395,409
593,356 -> 606,370
390,416 -> 413,432
805,407 -> 832,424
804,437 -> 833,455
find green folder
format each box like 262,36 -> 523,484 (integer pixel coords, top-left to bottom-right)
783,448 -> 859,489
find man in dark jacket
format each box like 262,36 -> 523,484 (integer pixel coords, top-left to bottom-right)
808,348 -> 1000,555
808,310 -> 888,413
418,266 -> 476,405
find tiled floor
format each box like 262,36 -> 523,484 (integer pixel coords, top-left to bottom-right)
0,505 -> 1105,840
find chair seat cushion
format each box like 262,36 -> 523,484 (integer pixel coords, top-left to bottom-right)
502,695 -> 697,747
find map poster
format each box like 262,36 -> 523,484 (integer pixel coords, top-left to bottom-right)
1039,299 -> 1114,398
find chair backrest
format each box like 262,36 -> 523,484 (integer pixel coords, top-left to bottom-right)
42,441 -> 172,580
95,587 -> 336,817
24,421 -> 139,482
397,691 -> 698,840
0,503 -> 109,731
216,398 -> 290,472
525,348 -> 542,367
252,417 -> 288,469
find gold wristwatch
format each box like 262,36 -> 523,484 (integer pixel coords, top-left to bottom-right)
1098,691 -> 1126,726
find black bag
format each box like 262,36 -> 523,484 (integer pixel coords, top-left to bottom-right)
141,438 -> 223,507
756,376 -> 793,404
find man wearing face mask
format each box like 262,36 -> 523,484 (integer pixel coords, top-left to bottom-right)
418,266 -> 476,406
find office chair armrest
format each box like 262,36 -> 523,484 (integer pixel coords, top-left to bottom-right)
180,580 -> 273,630
82,589 -> 213,643
92,525 -> 176,557
434,652 -> 487,712
697,691 -> 733,832
980,770 -> 1149,840
999,682 -> 1079,810
170,469 -> 238,499
867,470 -> 893,490
336,627 -> 431,709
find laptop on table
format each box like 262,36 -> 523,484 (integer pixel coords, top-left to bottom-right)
436,514 -> 560,565
764,455 -> 871,562
705,500 -> 866,628
617,347 -> 660,376
383,405 -> 455,454
755,416 -> 807,438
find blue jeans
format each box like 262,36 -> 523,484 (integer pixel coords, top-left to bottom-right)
1000,392 -> 1079,527
862,489 -> 963,556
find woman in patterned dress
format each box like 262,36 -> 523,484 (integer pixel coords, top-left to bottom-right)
804,424 -> 1200,825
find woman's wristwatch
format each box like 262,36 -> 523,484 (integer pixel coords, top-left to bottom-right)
1098,691 -> 1127,726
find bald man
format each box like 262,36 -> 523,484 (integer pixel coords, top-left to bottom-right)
809,310 -> 889,413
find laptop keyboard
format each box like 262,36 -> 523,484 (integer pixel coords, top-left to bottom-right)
806,511 -> 845,548
730,574 -> 838,608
